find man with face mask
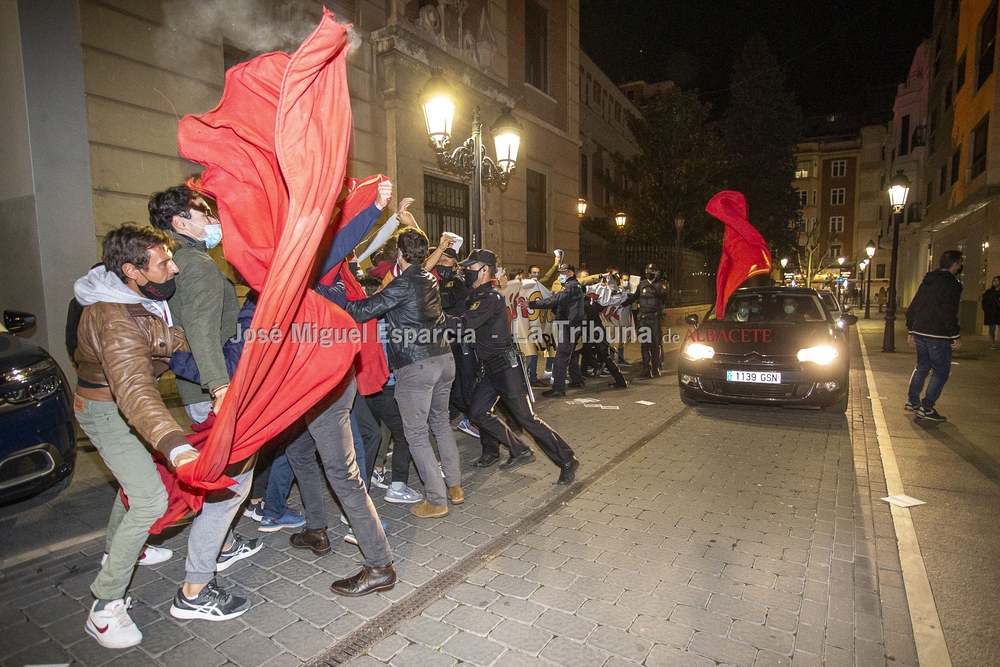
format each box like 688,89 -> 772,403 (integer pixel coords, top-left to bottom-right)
904,249 -> 964,422
446,250 -> 579,482
531,264 -> 586,396
73,225 -> 238,648
623,263 -> 669,378
438,249 -> 479,438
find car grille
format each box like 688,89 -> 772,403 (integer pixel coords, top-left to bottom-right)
705,380 -> 813,399
712,353 -> 801,372
0,448 -> 56,490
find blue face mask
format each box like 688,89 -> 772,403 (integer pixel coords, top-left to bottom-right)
202,224 -> 223,249
783,305 -> 795,314
558,274 -> 567,285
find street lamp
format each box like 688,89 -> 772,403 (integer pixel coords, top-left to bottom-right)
780,258 -> 789,286
883,170 -> 910,351
420,70 -> 522,250
578,198 -> 588,218
615,211 -> 627,229
865,239 -> 876,319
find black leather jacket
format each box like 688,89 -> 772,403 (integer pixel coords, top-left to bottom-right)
346,264 -> 450,369
532,278 -> 584,325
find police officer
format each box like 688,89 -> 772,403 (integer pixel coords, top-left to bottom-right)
438,249 -> 478,437
446,250 -> 579,484
624,263 -> 669,378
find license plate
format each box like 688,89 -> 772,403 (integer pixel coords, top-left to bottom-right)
726,370 -> 781,383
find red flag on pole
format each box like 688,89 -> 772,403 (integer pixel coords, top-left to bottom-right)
145,10 -> 361,532
706,190 -> 773,317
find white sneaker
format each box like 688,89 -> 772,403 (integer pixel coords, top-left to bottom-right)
370,468 -> 389,489
85,597 -> 142,649
100,545 -> 173,567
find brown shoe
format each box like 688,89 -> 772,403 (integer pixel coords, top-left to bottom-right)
330,563 -> 396,597
447,485 -> 465,505
409,501 -> 448,518
289,527 -> 331,556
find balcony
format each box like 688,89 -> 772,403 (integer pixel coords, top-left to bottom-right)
911,125 -> 927,148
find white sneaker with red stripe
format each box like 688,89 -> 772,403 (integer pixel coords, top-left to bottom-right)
85,597 -> 142,648
100,545 -> 173,567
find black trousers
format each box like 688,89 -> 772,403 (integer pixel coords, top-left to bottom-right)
469,365 -> 574,465
448,343 -> 478,420
587,341 -> 626,384
639,316 -> 662,373
552,325 -> 584,391
365,385 -> 412,485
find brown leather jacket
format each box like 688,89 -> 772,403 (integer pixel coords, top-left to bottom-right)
75,302 -> 190,456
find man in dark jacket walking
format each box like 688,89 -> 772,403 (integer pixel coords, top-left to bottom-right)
982,276 -> 1000,349
531,264 -> 585,397
905,250 -> 964,421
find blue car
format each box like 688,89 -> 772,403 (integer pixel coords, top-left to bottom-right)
0,311 -> 77,505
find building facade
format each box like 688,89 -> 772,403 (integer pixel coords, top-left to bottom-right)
0,0 -> 585,377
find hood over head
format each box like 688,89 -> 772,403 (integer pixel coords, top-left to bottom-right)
74,265 -> 173,321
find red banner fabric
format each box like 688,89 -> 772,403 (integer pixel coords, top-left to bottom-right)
706,190 -> 773,317
146,11 -> 359,532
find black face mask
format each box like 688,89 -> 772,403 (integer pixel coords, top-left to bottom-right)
138,273 -> 176,300
436,265 -> 454,280
464,268 -> 481,289
645,272 -> 656,281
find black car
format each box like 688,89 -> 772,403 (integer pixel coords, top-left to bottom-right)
677,288 -> 856,413
0,311 -> 77,505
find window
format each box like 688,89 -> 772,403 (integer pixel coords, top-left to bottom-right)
899,114 -> 910,155
423,175 -> 469,242
832,160 -> 846,177
935,32 -> 943,77
579,153 -> 588,198
926,180 -> 934,205
953,0 -> 960,17
930,108 -> 938,135
812,190 -> 817,205
829,216 -> 844,233
912,125 -> 927,147
972,113 -> 990,179
876,263 -> 886,279
603,167 -> 612,206
951,146 -> 962,184
797,190 -> 808,207
830,188 -> 845,205
829,245 -> 842,258
795,162 -> 810,179
978,2 -> 997,89
940,164 -> 948,194
525,169 -> 547,252
797,218 -> 807,233
525,0 -> 548,92
907,203 -> 923,223
957,51 -> 967,91
945,81 -> 954,109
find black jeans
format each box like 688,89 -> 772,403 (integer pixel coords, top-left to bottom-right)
469,365 -> 574,465
352,389 -> 381,484
283,376 -> 391,567
364,385 -> 412,485
552,324 -> 584,391
448,343 -> 478,420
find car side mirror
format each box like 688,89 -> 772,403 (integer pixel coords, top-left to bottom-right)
3,310 -> 37,336
684,314 -> 699,326
841,314 -> 858,326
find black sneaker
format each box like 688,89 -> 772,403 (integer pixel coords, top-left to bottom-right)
169,578 -> 250,621
904,402 -> 919,412
541,389 -> 566,397
915,407 -> 946,422
215,534 -> 263,572
499,448 -> 535,471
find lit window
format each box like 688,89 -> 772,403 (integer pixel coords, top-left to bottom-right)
795,163 -> 810,179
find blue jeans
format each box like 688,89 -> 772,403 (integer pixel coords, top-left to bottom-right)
990,324 -> 997,345
527,354 -> 538,382
907,336 -> 953,410
261,454 -> 295,521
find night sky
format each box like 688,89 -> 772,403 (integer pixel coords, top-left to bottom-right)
580,0 -> 936,121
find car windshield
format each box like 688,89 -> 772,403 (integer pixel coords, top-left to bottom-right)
714,293 -> 827,323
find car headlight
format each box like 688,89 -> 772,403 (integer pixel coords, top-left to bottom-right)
0,358 -> 60,404
797,345 -> 839,365
683,343 -> 716,361
2,358 -> 54,384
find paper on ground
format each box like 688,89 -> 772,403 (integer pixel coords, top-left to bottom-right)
601,405 -> 620,410
882,494 -> 926,508
635,400 -> 656,406
584,403 -> 604,408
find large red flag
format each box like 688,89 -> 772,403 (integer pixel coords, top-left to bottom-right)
147,11 -> 361,531
706,190 -> 773,316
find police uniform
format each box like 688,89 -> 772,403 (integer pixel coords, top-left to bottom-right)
625,264 -> 669,377
447,250 -> 577,481
438,270 -> 476,421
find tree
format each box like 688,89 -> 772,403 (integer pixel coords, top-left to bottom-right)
722,34 -> 803,259
594,87 -> 725,249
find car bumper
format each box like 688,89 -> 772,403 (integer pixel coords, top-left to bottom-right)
0,388 -> 77,505
677,363 -> 848,408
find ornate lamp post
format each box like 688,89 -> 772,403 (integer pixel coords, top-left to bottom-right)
864,239 -> 876,319
883,170 -> 910,352
420,70 -> 522,250
577,198 -> 588,218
